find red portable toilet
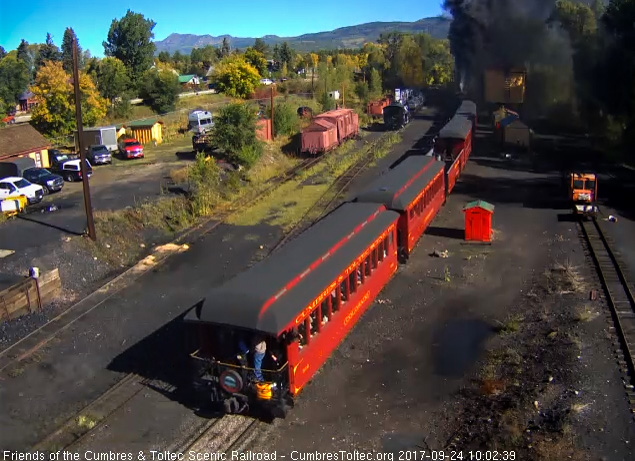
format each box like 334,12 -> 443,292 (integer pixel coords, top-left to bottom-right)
463,200 -> 495,242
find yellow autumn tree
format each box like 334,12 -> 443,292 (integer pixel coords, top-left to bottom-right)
212,55 -> 261,99
31,61 -> 107,136
395,36 -> 424,88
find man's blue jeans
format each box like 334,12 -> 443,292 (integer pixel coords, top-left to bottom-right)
254,351 -> 265,382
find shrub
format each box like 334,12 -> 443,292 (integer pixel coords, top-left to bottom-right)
233,143 -> 263,169
319,92 -> 335,111
212,103 -> 262,166
188,152 -> 222,216
273,102 -> 299,136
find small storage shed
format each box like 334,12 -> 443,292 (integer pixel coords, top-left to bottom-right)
121,119 -> 164,145
503,120 -> 530,148
463,200 -> 494,242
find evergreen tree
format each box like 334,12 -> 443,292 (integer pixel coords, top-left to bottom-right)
61,28 -> 81,72
37,33 -> 61,68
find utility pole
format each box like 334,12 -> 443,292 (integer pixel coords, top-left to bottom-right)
270,86 -> 274,140
342,84 -> 345,108
72,37 -> 96,241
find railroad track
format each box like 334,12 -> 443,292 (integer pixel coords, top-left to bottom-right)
581,217 -> 635,418
267,136 -> 388,255
22,141 -> 361,453
31,373 -> 157,452
171,415 -> 261,454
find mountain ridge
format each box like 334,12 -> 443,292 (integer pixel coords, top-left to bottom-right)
154,16 -> 451,54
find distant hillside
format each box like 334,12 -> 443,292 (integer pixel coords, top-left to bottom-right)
155,16 -> 450,55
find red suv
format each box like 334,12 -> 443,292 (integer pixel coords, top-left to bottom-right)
118,138 -> 144,159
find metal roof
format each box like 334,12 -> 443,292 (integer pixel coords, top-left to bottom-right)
355,156 -> 445,211
463,200 -> 495,213
125,118 -> 163,128
439,116 -> 472,140
178,74 -> 196,83
185,203 -> 399,335
457,100 -> 476,115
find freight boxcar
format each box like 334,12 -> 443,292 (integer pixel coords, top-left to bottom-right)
301,119 -> 339,155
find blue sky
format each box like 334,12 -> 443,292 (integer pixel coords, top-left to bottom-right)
0,1 -> 444,57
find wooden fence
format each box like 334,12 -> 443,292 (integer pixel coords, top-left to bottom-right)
0,269 -> 61,323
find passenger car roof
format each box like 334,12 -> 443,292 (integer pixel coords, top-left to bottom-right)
439,116 -> 472,140
185,203 -> 399,335
354,156 -> 444,211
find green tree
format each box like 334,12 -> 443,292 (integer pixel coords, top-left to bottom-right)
61,28 -> 81,73
17,40 -> 29,63
0,55 -> 30,109
279,42 -> 293,66
220,38 -> 231,57
97,57 -> 131,105
0,46 -> 6,59
37,33 -> 60,69
139,69 -> 180,113
31,61 -> 107,136
244,47 -> 267,76
83,57 -> 100,81
253,38 -> 268,55
212,103 -> 262,167
369,68 -> 382,100
212,55 -> 261,98
103,10 -> 156,82
157,51 -> 171,63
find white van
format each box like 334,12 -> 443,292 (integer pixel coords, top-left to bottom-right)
188,110 -> 214,135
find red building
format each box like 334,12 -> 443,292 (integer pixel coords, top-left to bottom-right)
463,200 -> 495,242
18,91 -> 38,112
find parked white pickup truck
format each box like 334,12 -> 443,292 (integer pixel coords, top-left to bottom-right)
0,177 -> 44,204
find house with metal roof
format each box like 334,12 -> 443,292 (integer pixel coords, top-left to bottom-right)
178,74 -> 200,88
0,124 -> 51,168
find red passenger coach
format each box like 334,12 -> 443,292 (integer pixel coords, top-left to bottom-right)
457,100 -> 477,131
185,202 -> 400,416
354,156 -> 445,261
445,153 -> 462,196
434,116 -> 473,164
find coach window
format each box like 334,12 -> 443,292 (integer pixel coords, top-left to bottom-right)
322,298 -> 332,324
388,231 -> 394,250
298,320 -> 308,348
333,285 -> 341,312
340,278 -> 349,303
372,248 -> 378,269
349,270 -> 357,293
384,236 -> 389,254
365,256 -> 372,277
310,307 -> 319,335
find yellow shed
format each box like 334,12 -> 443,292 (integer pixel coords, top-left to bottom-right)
122,119 -> 164,145
0,124 -> 51,168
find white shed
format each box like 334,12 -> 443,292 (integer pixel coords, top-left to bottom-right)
328,91 -> 340,100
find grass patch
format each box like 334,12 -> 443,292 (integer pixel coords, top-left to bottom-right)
495,314 -> 524,334
248,138 -> 300,184
575,305 -> 599,322
77,414 -> 97,430
228,131 -> 400,230
543,260 -> 585,294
